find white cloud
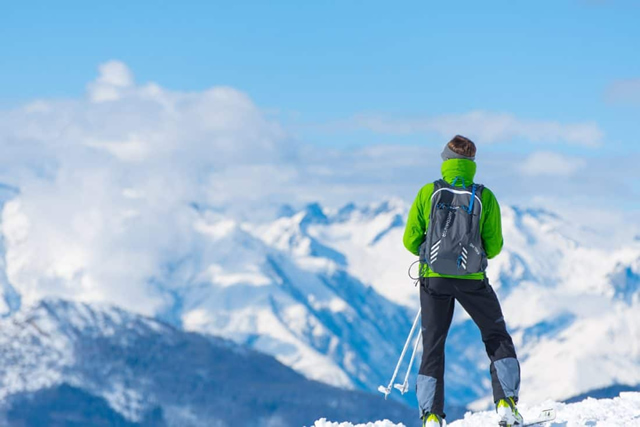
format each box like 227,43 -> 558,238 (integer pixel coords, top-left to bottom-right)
606,78 -> 640,105
520,151 -> 587,177
348,111 -> 604,147
0,61 -> 292,315
87,60 -> 135,102
85,134 -> 151,163
98,60 -> 134,87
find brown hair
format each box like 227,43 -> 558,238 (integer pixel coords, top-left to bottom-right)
447,135 -> 476,158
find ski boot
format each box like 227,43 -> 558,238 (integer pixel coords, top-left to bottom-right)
421,412 -> 444,427
496,397 -> 523,426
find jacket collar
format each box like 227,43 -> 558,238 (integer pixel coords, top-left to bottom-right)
441,159 -> 476,187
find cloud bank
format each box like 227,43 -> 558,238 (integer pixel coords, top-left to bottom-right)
520,152 -> 587,177
0,61 -> 294,314
344,111 -> 604,147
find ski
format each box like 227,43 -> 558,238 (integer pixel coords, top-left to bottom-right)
498,408 -> 556,427
523,408 -> 556,426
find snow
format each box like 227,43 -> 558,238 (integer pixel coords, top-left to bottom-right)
199,264 -> 272,287
305,200 -> 417,308
313,392 -> 640,426
312,420 -> 403,427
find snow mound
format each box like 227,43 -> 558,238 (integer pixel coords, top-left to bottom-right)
312,420 -> 404,427
313,392 -> 640,427
453,392 -> 640,426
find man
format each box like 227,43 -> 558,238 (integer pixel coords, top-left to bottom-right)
403,136 -> 522,427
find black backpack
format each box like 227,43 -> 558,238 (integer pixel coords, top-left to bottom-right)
419,179 -> 488,276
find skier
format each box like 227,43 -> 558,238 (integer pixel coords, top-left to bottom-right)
403,136 -> 522,427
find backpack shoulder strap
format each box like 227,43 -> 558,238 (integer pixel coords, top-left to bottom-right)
433,179 -> 448,190
468,183 -> 485,216
430,180 -> 454,214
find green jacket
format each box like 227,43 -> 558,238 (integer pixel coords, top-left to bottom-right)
403,159 -> 503,280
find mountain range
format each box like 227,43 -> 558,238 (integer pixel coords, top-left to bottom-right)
185,199 -> 640,410
0,191 -> 639,423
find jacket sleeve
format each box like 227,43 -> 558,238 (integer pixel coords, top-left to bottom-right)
403,185 -> 432,256
481,187 -> 504,259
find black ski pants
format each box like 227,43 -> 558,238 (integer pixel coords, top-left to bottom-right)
417,276 -> 520,417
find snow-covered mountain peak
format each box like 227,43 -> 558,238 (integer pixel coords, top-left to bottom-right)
15,298 -> 169,340
257,200 -> 415,307
273,198 -> 407,227
330,199 -> 407,224
300,202 -> 330,228
608,259 -> 640,304
276,204 -> 297,219
510,206 -> 561,221
161,203 -> 416,396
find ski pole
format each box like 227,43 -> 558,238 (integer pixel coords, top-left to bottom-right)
378,307 -> 421,399
394,327 -> 422,394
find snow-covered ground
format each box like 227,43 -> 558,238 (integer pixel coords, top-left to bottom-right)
312,392 -> 640,426
313,421 -> 401,427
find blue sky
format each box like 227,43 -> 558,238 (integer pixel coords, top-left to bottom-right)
2,0 -> 638,153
